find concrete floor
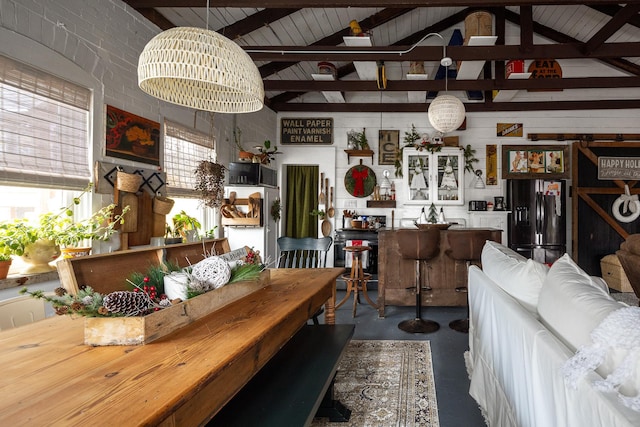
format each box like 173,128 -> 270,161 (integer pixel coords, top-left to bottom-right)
327,289 -> 487,427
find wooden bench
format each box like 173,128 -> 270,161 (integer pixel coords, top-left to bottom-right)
209,324 -> 355,426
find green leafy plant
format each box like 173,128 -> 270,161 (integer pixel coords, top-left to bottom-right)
256,140 -> 280,164
172,210 -> 201,240
0,184 -> 128,255
463,144 -> 479,173
310,209 -> 326,219
271,198 -> 281,222
347,128 -> 369,150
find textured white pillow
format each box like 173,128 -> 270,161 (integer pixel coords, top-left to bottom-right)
537,253 -> 624,352
480,241 -> 549,312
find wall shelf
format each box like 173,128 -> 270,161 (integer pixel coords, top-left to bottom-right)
221,198 -> 263,227
406,73 -> 429,103
311,73 -> 345,103
343,36 -> 378,80
367,200 -> 396,208
493,72 -> 532,102
456,36 -> 498,80
344,149 -> 374,163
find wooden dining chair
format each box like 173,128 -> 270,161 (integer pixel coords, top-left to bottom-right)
277,236 -> 333,324
277,236 -> 332,269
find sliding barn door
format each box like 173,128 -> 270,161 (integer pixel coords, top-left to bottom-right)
572,141 -> 640,275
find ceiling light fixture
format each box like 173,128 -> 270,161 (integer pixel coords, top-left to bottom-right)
137,1 -> 264,113
426,35 -> 466,134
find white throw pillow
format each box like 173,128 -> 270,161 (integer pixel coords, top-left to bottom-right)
537,253 -> 623,352
480,241 -> 549,313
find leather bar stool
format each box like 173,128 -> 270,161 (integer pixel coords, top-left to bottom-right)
445,230 -> 494,333
396,227 -> 441,333
337,246 -> 377,317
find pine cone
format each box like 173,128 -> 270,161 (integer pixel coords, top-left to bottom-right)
103,291 -> 152,316
54,287 -> 67,297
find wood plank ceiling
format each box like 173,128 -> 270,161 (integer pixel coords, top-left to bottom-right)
124,0 -> 640,112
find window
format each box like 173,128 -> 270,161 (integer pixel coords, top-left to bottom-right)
0,54 -> 91,190
164,120 -> 218,236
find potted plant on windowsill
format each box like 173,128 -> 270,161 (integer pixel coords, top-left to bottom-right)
172,211 -> 201,243
0,184 -> 130,274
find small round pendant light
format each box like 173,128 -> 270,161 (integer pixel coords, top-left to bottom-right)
428,94 -> 466,133
427,57 -> 466,133
138,27 -> 264,113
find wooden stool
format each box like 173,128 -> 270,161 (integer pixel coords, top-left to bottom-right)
337,246 -> 377,317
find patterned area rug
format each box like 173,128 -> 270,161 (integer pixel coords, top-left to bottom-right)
312,340 -> 440,427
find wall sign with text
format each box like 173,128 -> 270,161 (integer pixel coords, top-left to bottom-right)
280,118 -> 333,144
598,157 -> 640,180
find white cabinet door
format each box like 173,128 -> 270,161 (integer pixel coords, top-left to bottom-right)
403,147 -> 464,205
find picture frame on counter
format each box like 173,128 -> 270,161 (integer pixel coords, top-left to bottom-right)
501,145 -> 570,179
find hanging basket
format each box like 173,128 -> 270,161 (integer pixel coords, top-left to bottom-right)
116,171 -> 142,193
153,196 -> 175,215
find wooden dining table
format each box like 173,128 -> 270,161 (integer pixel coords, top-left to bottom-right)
0,268 -> 342,426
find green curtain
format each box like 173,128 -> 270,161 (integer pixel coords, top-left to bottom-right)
285,165 -> 318,238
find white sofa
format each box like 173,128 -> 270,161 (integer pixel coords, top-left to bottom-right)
466,241 -> 640,427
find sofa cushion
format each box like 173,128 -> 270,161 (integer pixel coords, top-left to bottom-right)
537,253 -> 624,352
480,240 -> 549,312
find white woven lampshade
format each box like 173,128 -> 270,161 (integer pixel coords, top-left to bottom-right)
138,27 -> 264,113
427,94 -> 466,133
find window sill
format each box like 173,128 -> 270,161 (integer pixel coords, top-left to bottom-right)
0,271 -> 59,291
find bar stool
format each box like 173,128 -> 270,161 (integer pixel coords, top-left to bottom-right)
337,246 -> 377,317
396,227 -> 441,333
446,230 -> 494,333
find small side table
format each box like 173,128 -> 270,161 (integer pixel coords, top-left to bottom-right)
337,246 -> 377,317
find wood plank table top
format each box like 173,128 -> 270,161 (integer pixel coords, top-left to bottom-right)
0,268 -> 342,426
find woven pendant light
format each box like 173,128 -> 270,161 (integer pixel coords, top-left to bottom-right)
138,27 -> 264,113
428,94 -> 466,133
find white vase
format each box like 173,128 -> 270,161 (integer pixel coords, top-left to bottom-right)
20,239 -> 60,274
164,272 -> 190,301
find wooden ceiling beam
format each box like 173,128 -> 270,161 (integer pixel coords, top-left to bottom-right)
519,6 -> 533,53
583,4 -> 640,55
271,99 -> 640,113
265,76 -> 640,91
589,4 -> 640,28
247,42 -> 640,62
258,8 -> 413,78
126,1 -> 640,8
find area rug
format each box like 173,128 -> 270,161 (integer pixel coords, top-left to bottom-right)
312,340 -> 440,427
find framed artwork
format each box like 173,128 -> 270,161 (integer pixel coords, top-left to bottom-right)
502,145 -> 569,179
105,105 -> 161,166
378,130 -> 399,165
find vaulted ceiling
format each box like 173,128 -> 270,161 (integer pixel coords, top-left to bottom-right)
123,1 -> 640,112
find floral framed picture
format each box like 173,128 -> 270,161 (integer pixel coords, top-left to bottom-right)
105,105 -> 160,166
501,145 -> 569,179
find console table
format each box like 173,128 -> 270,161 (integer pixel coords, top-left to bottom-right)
0,268 -> 342,426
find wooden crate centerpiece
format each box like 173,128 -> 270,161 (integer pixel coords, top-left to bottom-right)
56,239 -> 270,346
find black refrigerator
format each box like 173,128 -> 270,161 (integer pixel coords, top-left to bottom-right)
507,179 -> 566,264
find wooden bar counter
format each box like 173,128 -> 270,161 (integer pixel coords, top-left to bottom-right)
0,268 -> 342,426
377,228 -> 501,317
